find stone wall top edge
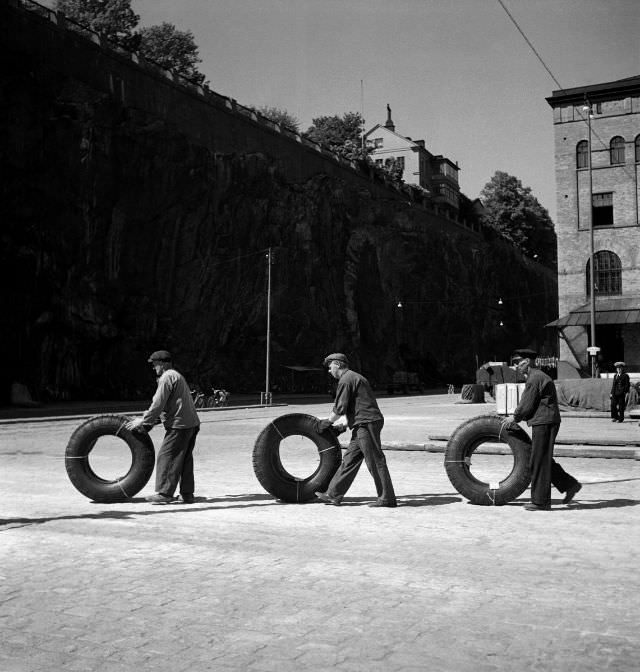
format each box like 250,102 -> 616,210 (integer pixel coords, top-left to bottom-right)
9,0 -> 517,247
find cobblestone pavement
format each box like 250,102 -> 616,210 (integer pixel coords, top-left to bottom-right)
1,396 -> 639,672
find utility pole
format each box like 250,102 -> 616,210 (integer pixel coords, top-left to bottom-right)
583,99 -> 598,377
262,248 -> 272,406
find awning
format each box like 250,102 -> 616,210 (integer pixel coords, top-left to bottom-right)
547,298 -> 640,328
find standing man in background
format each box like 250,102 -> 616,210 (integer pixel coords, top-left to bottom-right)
502,349 -> 581,511
126,350 -> 200,504
315,352 -> 397,508
610,361 -> 630,423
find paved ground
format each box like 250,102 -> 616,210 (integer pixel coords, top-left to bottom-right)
1,395 -> 639,672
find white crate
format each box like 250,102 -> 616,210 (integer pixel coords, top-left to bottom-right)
495,383 -> 526,415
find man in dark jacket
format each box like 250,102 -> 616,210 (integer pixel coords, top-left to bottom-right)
610,361 -> 630,423
502,349 -> 581,511
315,353 -> 397,508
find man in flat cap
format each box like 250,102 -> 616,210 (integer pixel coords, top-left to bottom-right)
610,361 -> 630,423
315,353 -> 397,507
126,350 -> 200,504
502,349 -> 581,510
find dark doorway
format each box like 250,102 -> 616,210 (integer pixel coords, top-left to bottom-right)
593,325 -> 624,372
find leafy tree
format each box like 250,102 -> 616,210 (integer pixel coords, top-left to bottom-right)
137,23 -> 206,85
480,171 -> 556,266
56,1 -> 206,83
252,105 -> 300,132
56,0 -> 139,48
379,157 -> 404,184
305,112 -> 369,160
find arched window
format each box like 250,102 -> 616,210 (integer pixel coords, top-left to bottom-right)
635,135 -> 640,163
586,250 -> 622,297
576,140 -> 589,169
610,136 -> 625,165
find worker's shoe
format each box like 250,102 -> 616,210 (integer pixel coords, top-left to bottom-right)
563,482 -> 582,505
524,503 -> 551,511
177,493 -> 196,504
145,493 -> 174,504
315,491 -> 342,506
367,499 -> 397,508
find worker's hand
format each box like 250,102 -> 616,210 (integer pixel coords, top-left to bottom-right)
125,417 -> 145,431
332,416 -> 348,430
501,415 -> 517,430
315,418 -> 333,433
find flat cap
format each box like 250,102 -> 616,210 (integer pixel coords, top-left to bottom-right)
512,348 -> 538,361
323,352 -> 349,367
148,350 -> 172,363
614,361 -> 626,367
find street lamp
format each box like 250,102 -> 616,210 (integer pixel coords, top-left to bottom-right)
582,99 -> 597,377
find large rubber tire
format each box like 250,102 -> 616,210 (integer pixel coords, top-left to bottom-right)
444,414 -> 532,506
252,413 -> 342,503
65,414 -> 155,502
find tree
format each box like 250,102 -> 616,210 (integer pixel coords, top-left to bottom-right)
480,171 -> 557,266
137,23 -> 206,85
56,0 -> 139,48
379,157 -> 404,185
252,105 -> 300,132
55,1 -> 207,84
305,112 -> 369,160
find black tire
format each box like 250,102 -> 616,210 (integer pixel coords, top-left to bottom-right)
444,414 -> 532,506
252,413 -> 342,503
65,414 -> 155,502
460,384 -> 474,400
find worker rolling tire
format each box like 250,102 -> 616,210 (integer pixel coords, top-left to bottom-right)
65,414 -> 155,502
252,413 -> 342,503
444,414 -> 532,506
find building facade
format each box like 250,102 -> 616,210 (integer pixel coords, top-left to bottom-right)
364,106 -> 461,219
546,76 -> 640,372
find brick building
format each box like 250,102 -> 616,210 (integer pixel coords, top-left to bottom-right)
546,76 -> 640,372
364,105 -> 461,219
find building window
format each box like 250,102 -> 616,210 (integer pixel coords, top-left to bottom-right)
396,156 -> 405,170
439,162 -> 459,182
586,251 -> 622,297
610,136 -> 625,165
595,102 -> 602,114
635,135 -> 640,163
373,138 -> 383,148
375,159 -> 383,166
592,192 -> 613,227
576,140 -> 589,169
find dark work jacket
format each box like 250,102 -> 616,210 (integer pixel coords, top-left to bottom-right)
513,368 -> 561,427
611,372 -> 630,396
332,369 -> 383,428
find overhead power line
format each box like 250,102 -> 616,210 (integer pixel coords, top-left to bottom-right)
496,0 -> 636,180
496,0 -> 564,92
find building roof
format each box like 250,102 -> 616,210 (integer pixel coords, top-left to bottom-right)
546,75 -> 640,107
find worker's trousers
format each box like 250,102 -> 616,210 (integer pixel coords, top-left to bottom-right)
326,419 -> 396,504
530,423 -> 578,507
155,426 -> 199,497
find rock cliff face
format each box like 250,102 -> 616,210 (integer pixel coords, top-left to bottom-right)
1,5 -> 557,401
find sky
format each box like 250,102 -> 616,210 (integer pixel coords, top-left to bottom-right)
55,0 -> 640,222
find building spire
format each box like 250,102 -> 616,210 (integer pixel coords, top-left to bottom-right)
384,103 -> 395,132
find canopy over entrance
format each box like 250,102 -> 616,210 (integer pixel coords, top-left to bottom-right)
546,298 -> 640,328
